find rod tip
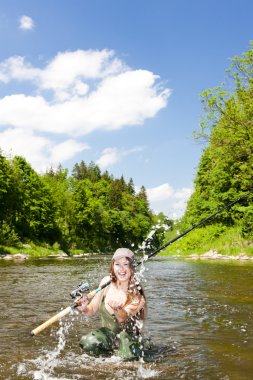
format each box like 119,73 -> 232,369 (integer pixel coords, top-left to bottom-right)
31,331 -> 35,337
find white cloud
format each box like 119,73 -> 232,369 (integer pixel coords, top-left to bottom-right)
0,51 -> 170,131
50,139 -> 89,164
96,148 -> 120,170
40,50 -> 125,95
0,49 -> 170,171
19,15 -> 35,30
0,56 -> 40,82
0,71 -> 169,135
96,146 -> 144,170
147,183 -> 174,202
0,128 -> 88,172
146,183 -> 193,219
0,50 -> 126,99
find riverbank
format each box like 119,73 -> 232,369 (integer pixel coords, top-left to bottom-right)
0,243 -> 67,258
0,242 -> 108,260
186,249 -> 253,261
1,245 -> 253,262
160,225 -> 253,259
1,225 -> 253,261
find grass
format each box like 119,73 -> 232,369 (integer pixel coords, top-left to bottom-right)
0,242 -> 95,257
160,225 -> 253,257
0,242 -> 66,257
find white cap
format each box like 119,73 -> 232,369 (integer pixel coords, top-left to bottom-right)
112,248 -> 134,261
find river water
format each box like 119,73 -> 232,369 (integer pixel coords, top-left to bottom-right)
0,256 -> 253,380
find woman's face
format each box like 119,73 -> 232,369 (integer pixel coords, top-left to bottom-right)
113,257 -> 132,283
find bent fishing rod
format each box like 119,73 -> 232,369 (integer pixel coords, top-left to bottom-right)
143,189 -> 253,262
31,189 -> 253,336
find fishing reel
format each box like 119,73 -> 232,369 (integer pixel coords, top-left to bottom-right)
70,281 -> 90,298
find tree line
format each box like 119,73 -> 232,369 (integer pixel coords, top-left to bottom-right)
180,41 -> 253,241
0,155 -> 172,253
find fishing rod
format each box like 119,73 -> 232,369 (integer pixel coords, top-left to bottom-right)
143,189 -> 253,262
31,282 -> 92,336
31,189 -> 252,336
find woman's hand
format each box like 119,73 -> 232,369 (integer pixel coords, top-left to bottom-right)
107,299 -> 129,323
107,299 -> 124,311
75,295 -> 89,313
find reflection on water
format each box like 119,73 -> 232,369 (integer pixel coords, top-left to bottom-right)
0,256 -> 253,379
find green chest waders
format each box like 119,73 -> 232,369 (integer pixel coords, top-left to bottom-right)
79,298 -> 145,359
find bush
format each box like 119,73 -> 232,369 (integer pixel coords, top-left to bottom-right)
0,222 -> 20,245
241,206 -> 253,239
52,241 -> 61,250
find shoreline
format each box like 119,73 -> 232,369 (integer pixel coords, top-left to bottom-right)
186,249 -> 253,261
1,248 -> 253,262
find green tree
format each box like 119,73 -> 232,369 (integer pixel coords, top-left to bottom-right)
0,152 -> 21,243
42,165 -> 74,249
72,160 -> 88,180
0,150 -> 155,252
183,42 -> 253,235
87,161 -> 101,182
109,177 -> 126,209
13,156 -> 59,242
127,178 -> 135,195
0,152 -> 14,223
72,174 -> 153,251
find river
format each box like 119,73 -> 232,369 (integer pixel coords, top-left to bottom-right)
0,256 -> 252,380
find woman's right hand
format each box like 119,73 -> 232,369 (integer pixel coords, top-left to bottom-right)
75,295 -> 89,313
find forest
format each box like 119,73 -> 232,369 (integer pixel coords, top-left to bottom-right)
1,42 -> 253,256
163,42 -> 253,256
0,155 -> 172,254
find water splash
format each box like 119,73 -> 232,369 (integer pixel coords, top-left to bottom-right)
17,313 -> 75,380
138,220 -> 171,253
137,364 -> 160,378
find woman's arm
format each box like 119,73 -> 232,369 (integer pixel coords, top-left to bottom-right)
124,295 -> 145,317
77,276 -> 110,316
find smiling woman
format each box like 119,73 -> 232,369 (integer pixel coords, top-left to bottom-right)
76,248 -> 149,360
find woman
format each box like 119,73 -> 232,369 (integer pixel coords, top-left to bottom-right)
76,248 -> 148,360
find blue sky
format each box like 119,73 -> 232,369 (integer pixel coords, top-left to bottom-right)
0,0 -> 252,218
